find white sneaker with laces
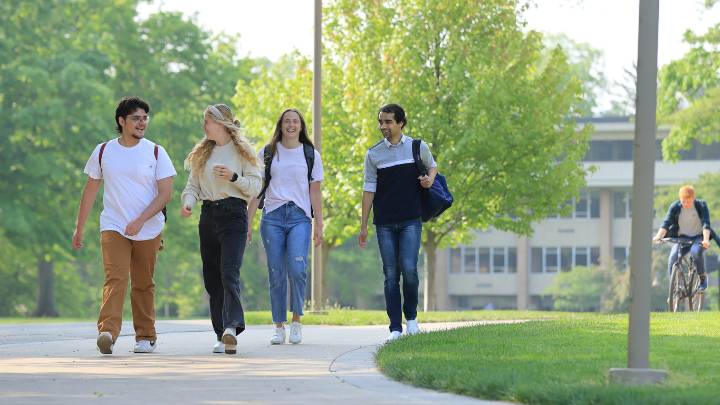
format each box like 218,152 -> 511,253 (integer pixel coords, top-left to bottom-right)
385,331 -> 402,343
406,319 -> 420,335
213,341 -> 225,354
97,332 -> 113,354
221,328 -> 237,354
133,340 -> 156,353
270,326 -> 286,345
288,322 -> 302,344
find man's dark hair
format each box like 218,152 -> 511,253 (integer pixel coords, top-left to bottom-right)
115,97 -> 150,133
378,103 -> 406,128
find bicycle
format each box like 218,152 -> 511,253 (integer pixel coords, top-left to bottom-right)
659,237 -> 704,312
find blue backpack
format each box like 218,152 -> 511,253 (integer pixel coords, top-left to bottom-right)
411,139 -> 453,222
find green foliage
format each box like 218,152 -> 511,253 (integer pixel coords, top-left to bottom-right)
658,2 -> 720,162
377,313 -> 720,405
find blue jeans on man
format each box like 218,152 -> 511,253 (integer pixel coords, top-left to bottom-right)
260,202 -> 312,323
375,218 -> 422,333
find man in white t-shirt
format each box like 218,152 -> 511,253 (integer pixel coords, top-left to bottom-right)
72,97 -> 176,355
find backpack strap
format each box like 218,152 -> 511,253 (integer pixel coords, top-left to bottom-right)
98,142 -> 108,174
412,139 -> 428,176
153,144 -> 167,222
303,143 -> 315,182
257,144 -> 274,208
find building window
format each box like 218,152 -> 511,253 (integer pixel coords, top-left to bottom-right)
707,253 -> 718,274
478,248 -> 490,273
575,247 -> 589,267
591,247 -> 600,265
531,248 -> 543,273
613,191 -> 632,218
614,246 -> 629,269
493,247 -> 506,273
545,247 -> 559,273
449,248 -> 461,274
561,247 -> 573,272
508,248 -> 517,273
464,247 -> 476,274
590,191 -> 600,218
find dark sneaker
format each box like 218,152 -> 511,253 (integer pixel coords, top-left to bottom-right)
698,276 -> 708,292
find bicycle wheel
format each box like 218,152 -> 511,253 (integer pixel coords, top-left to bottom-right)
668,263 -> 683,312
687,269 -> 703,312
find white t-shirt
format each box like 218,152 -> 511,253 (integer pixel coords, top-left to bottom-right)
259,142 -> 323,219
84,138 -> 177,240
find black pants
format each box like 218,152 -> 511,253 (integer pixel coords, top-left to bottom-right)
199,198 -> 248,340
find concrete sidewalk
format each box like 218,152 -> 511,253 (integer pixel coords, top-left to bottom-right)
0,320 -> 515,404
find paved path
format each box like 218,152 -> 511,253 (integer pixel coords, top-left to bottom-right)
0,320 -> 515,404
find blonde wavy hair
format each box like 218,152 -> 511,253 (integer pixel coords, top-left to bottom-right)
184,104 -> 261,173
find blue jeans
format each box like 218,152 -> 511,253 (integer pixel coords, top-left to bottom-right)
668,235 -> 706,276
260,202 -> 312,323
376,218 -> 422,332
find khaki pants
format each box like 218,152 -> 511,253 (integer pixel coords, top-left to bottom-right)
98,231 -> 162,342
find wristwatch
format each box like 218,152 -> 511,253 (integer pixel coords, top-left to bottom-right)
230,172 -> 238,182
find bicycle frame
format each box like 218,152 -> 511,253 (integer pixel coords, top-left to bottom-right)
662,237 -> 704,312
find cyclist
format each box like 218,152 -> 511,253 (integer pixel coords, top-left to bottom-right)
652,185 -> 711,292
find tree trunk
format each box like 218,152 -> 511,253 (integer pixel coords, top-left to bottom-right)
33,256 -> 59,317
422,230 -> 438,312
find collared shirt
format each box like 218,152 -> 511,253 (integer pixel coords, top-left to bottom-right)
362,134 -> 437,225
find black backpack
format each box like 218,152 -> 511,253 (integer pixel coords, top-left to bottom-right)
257,143 -> 315,214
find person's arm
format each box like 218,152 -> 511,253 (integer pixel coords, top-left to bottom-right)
418,140 -> 438,188
310,181 -> 323,247
180,169 -> 200,218
700,201 -> 711,248
653,202 -> 676,242
359,152 -> 376,248
359,191 -> 374,248
125,176 -> 174,236
72,177 -> 102,249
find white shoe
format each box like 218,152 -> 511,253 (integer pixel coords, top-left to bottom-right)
221,328 -> 237,354
270,326 -> 286,345
406,319 -> 420,335
288,322 -> 302,344
133,340 -> 156,353
385,331 -> 402,342
213,341 -> 225,354
97,332 -> 113,354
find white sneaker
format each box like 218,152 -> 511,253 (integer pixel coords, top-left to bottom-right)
221,328 -> 237,354
96,332 -> 113,354
270,326 -> 286,345
213,341 -> 225,354
385,331 -> 402,343
288,322 -> 302,344
406,319 -> 420,335
133,340 -> 156,353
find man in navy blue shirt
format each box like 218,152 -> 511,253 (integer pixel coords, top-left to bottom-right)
359,104 -> 437,342
653,185 -> 711,291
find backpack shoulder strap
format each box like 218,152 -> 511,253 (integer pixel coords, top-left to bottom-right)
411,139 -> 427,176
258,144 -> 274,198
98,142 -> 108,174
303,143 -> 315,182
154,144 -> 159,160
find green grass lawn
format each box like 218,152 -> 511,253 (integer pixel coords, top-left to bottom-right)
376,312 -> 720,405
0,309 -> 573,325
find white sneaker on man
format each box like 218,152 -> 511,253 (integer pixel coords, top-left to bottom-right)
406,319 -> 420,335
270,326 -> 286,345
213,341 -> 225,354
96,332 -> 113,354
288,322 -> 302,344
385,331 -> 402,342
133,340 -> 156,353
221,328 -> 237,354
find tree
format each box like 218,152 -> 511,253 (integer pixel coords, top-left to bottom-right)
658,2 -> 720,162
326,0 -> 590,309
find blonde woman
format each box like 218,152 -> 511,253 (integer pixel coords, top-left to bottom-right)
180,104 -> 262,354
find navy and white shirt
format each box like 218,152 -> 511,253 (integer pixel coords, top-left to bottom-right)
363,135 -> 436,225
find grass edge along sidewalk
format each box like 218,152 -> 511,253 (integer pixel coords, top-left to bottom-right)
376,312 -> 720,405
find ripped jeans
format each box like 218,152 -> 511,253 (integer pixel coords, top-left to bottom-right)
260,201 -> 312,323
